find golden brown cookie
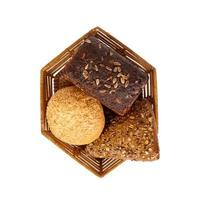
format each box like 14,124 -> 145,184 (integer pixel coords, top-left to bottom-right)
86,99 -> 159,160
46,86 -> 105,145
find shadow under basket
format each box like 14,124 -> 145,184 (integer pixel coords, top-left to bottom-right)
40,27 -> 158,177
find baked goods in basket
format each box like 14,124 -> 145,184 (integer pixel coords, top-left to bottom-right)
63,36 -> 148,116
41,27 -> 159,177
46,86 -> 105,145
85,99 -> 159,160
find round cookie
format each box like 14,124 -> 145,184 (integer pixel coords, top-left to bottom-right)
46,86 -> 105,145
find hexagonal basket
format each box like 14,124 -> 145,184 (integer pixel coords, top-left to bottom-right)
40,27 -> 158,177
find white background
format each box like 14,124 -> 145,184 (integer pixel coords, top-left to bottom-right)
0,0 -> 199,199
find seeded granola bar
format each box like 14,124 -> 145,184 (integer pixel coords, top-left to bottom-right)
85,99 -> 159,161
64,36 -> 148,116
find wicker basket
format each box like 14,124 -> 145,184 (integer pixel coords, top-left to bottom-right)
40,27 -> 158,177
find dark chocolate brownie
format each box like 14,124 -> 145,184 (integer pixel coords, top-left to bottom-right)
64,36 -> 148,115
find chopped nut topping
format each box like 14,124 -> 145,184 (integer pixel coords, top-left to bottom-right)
98,43 -> 102,49
110,51 -> 113,56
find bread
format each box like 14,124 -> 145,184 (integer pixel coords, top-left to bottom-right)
63,36 -> 148,116
85,99 -> 159,160
46,86 -> 105,145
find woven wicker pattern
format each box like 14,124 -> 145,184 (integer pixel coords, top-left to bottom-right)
40,27 -> 158,177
